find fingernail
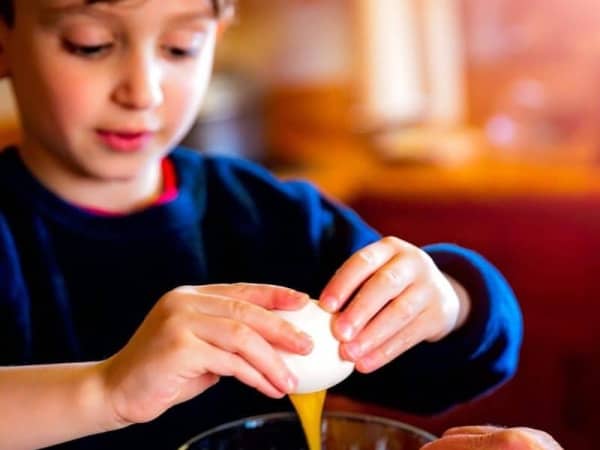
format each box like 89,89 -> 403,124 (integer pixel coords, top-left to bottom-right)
298,293 -> 310,302
358,355 -> 378,372
295,331 -> 313,353
337,320 -> 356,342
286,375 -> 297,392
344,341 -> 364,360
321,295 -> 339,312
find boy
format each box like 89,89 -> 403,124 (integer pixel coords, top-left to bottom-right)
0,1 -> 522,449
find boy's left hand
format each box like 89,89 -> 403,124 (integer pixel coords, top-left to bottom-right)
420,426 -> 563,450
319,237 -> 470,373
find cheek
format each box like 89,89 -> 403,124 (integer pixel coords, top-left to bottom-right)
163,67 -> 212,134
13,50 -> 105,135
163,37 -> 216,133
10,30 -> 100,127
42,68 -> 104,128
167,79 -> 204,117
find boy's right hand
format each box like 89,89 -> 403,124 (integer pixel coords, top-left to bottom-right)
98,284 -> 313,427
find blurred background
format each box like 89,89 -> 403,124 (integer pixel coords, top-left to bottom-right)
1,1 -> 599,448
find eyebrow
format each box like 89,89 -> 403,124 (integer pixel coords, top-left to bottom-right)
40,1 -> 215,25
168,11 -> 216,25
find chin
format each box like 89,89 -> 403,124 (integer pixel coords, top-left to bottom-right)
83,160 -> 151,183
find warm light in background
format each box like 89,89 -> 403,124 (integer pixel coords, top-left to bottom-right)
464,0 -> 600,163
2,0 -> 600,166
193,0 -> 600,166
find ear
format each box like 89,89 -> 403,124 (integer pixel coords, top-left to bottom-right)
216,4 -> 235,39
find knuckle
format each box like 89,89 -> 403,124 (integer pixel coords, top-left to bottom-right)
172,285 -> 195,295
229,321 -> 253,342
418,250 -> 437,270
160,312 -> 182,332
373,346 -> 390,363
410,248 -> 431,269
222,353 -> 243,377
160,318 -> 191,350
381,236 -> 403,248
232,283 -> 254,298
155,302 -> 189,331
274,318 -> 294,339
357,247 -> 380,266
227,299 -> 251,322
495,430 -> 529,450
395,298 -> 417,322
419,283 -> 439,306
158,287 -> 198,315
389,331 -> 415,356
378,267 -> 405,286
383,236 -> 417,253
157,292 -> 183,315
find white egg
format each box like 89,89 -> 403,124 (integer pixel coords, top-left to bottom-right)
274,300 -> 354,394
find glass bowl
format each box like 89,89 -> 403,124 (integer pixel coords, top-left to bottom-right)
178,411 -> 436,450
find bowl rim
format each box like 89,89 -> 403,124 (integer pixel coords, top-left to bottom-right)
178,410 -> 437,449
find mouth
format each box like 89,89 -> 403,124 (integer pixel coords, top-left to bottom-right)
96,129 -> 155,152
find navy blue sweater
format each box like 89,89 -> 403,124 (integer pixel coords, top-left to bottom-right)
0,147 -> 522,449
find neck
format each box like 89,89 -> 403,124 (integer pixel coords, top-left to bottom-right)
18,142 -> 163,214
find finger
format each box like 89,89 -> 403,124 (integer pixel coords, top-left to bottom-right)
320,237 -> 410,312
341,285 -> 429,361
178,292 -> 313,354
194,283 -> 309,310
198,341 -> 286,398
354,310 -> 433,373
421,434 -> 490,450
438,428 -> 562,450
511,428 -> 564,449
424,428 -> 562,450
332,254 -> 417,342
443,426 -> 504,437
193,315 -> 297,394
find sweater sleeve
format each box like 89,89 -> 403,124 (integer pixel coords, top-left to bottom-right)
0,213 -> 31,364
331,242 -> 523,414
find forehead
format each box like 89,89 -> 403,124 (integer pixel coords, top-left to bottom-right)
35,0 -> 214,17
26,0 -> 218,29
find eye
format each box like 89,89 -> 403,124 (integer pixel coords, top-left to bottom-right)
165,46 -> 200,59
63,40 -> 114,58
162,31 -> 208,60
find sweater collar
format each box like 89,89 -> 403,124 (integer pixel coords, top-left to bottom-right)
0,146 -> 206,239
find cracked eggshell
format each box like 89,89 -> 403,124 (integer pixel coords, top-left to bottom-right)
274,300 -> 354,394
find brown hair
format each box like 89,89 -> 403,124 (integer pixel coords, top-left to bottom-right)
0,0 -> 233,26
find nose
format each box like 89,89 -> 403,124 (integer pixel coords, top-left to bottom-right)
112,49 -> 164,110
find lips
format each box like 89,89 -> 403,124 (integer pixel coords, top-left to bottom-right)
96,129 -> 155,152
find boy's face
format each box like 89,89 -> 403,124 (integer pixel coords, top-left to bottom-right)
0,0 -> 218,184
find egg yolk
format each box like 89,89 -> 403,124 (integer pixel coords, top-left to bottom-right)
289,390 -> 327,450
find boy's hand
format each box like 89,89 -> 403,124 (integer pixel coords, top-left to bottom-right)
420,426 -> 563,450
99,284 -> 312,426
319,237 -> 470,373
